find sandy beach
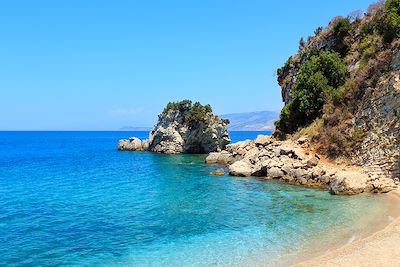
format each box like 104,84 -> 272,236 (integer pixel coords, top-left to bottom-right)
294,189 -> 400,267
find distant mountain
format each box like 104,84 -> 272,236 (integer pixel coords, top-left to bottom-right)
221,111 -> 279,131
119,126 -> 152,131
120,111 -> 279,132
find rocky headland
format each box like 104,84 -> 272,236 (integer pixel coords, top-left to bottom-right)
118,100 -> 230,154
275,1 -> 399,182
206,5 -> 400,195
209,0 -> 399,195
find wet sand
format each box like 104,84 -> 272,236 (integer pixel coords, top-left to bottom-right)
294,189 -> 400,267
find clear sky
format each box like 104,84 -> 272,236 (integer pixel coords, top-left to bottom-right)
0,0 -> 373,130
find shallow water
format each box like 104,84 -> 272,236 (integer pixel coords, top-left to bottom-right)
0,131 -> 391,266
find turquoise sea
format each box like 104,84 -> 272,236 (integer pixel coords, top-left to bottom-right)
0,131 -> 392,266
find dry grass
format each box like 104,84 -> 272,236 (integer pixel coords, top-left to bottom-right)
292,118 -> 324,141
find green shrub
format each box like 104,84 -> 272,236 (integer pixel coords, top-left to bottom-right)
163,100 -> 214,123
332,17 -> 353,37
359,34 -> 383,64
294,72 -> 330,117
277,56 -> 293,77
299,37 -> 306,50
277,51 -> 348,133
184,102 -> 212,122
360,0 -> 400,43
299,51 -> 348,87
276,104 -> 292,131
381,0 -> 400,42
163,99 -> 193,113
314,26 -> 324,36
330,17 -> 354,56
337,78 -> 358,103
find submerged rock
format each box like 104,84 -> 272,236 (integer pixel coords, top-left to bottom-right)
211,168 -> 225,176
118,100 -> 230,154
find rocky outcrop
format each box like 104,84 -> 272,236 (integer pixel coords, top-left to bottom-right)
206,135 -> 398,195
118,137 -> 149,151
147,110 -> 230,154
118,101 -> 230,154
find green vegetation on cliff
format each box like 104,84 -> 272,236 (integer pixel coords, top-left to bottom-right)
277,51 -> 348,132
362,0 -> 400,42
163,100 -> 230,124
276,0 -> 400,157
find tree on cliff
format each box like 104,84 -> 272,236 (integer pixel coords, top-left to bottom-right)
277,51 -> 348,133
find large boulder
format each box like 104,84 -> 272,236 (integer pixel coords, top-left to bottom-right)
118,100 -> 231,154
329,171 -> 369,195
268,167 -> 284,178
229,161 -> 252,177
370,178 -> 397,193
254,135 -> 272,146
206,151 -> 234,165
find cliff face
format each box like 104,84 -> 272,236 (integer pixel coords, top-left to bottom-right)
118,101 -> 230,154
276,1 -> 400,180
353,64 -> 399,179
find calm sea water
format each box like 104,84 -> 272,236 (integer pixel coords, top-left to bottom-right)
0,131 -> 390,266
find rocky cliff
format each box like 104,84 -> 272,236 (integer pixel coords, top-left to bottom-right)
275,0 -> 400,182
118,100 -> 230,154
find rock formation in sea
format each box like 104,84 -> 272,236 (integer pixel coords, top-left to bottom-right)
118,100 -> 231,154
207,135 -> 397,195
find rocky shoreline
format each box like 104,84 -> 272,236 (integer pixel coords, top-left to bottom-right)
206,135 -> 398,195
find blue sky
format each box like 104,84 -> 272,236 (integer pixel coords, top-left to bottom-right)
0,0 -> 373,130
